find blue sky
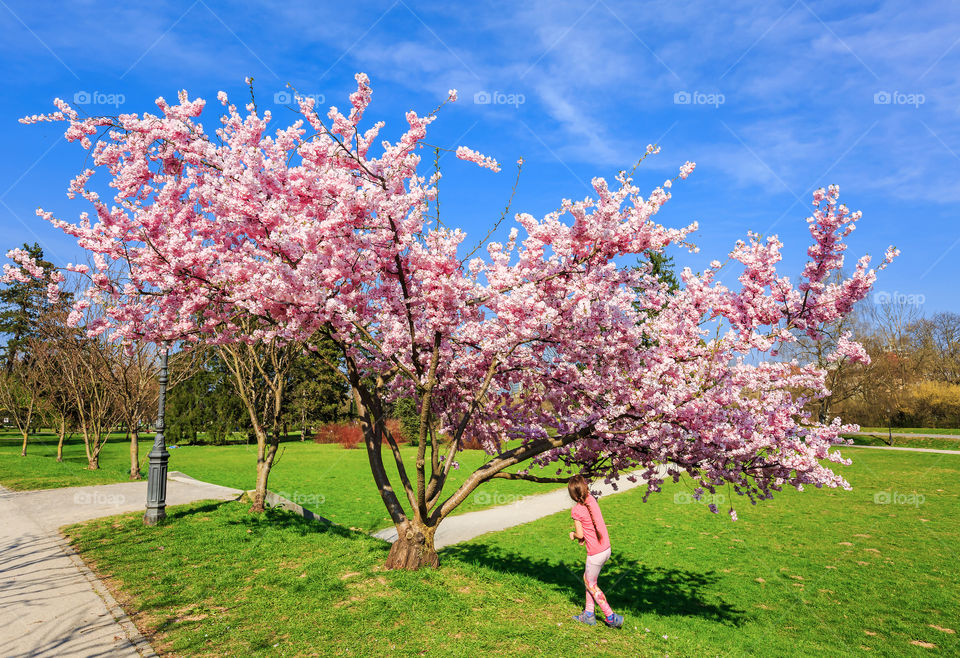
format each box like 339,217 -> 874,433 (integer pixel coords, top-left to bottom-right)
1,0 -> 957,314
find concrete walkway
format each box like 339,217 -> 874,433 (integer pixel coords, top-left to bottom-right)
0,474 -> 242,658
844,444 -> 960,455
848,431 -> 960,440
371,465 -> 669,549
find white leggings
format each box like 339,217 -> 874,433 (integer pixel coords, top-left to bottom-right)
583,547 -> 613,616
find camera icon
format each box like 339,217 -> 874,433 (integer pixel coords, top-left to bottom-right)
872,290 -> 891,304
73,90 -> 91,105
473,90 -> 491,105
673,90 -> 691,105
873,491 -> 891,505
673,492 -> 692,504
873,91 -> 891,105
274,90 -> 293,104
473,491 -> 490,504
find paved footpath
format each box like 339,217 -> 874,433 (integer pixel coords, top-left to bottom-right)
372,464 -> 669,548
844,444 -> 960,455
848,431 -> 960,440
0,474 -> 241,658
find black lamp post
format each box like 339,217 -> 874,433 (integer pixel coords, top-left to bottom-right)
144,345 -> 170,525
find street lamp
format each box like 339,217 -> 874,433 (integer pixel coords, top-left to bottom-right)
144,345 -> 170,525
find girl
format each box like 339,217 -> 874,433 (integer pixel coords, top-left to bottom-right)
567,475 -> 624,628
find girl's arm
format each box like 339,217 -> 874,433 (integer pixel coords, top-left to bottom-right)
569,520 -> 585,544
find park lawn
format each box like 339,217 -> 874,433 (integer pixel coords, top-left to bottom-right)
0,433 -> 566,532
65,448 -> 959,657
0,431 -> 152,490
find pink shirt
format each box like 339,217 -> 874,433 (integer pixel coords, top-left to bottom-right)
571,495 -> 611,556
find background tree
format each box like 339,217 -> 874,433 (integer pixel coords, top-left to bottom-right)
912,311 -> 960,385
28,312 -> 78,461
0,243 -> 72,454
0,243 -> 62,372
0,359 -> 42,455
166,349 -> 247,446
98,338 -> 159,479
52,290 -> 123,470
284,336 -> 348,440
216,321 -> 297,512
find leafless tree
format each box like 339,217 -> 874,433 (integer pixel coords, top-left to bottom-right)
215,319 -> 297,512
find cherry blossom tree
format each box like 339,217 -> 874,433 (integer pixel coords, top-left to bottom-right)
11,75 -> 897,569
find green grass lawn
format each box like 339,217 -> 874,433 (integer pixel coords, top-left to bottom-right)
0,432 -> 565,532
65,449 -> 959,656
0,431 -> 151,489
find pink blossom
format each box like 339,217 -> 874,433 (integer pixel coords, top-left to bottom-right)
455,146 -> 501,172
828,331 -> 870,365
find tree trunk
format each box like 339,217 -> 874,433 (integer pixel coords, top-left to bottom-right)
385,520 -> 440,570
249,434 -> 279,513
15,395 -> 35,456
56,418 -> 66,462
88,455 -> 99,470
129,429 -> 141,480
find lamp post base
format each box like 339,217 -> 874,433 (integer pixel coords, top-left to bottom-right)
143,442 -> 169,526
143,506 -> 167,526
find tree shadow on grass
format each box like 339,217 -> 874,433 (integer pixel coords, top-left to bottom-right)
222,504 -> 364,541
164,500 -> 233,521
443,543 -> 746,626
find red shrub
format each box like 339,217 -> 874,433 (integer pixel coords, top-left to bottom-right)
312,421 -> 406,449
312,423 -> 363,449
384,419 -> 406,446
460,435 -> 486,450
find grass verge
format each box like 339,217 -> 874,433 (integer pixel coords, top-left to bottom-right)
66,449 -> 959,656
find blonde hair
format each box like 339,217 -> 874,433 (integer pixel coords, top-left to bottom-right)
567,475 -> 602,542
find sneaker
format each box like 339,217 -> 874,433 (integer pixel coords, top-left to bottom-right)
603,612 -> 624,628
572,610 -> 596,626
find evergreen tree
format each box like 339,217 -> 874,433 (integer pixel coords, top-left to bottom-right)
0,243 -> 71,372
